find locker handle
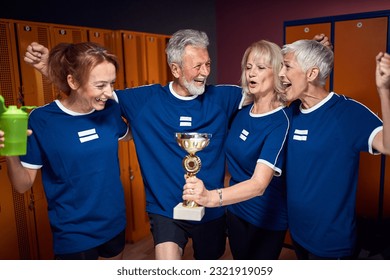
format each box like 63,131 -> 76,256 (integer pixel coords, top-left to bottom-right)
130,169 -> 135,181
28,193 -> 35,211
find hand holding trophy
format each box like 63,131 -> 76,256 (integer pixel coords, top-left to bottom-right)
174,132 -> 212,221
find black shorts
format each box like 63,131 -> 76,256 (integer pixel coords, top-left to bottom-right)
148,213 -> 227,260
227,210 -> 286,260
55,229 -> 126,260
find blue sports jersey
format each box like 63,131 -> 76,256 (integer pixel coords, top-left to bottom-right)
20,99 -> 128,254
115,82 -> 243,223
286,92 -> 383,258
226,105 -> 289,230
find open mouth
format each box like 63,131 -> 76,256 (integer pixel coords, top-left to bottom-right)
194,78 -> 205,85
249,81 -> 257,86
282,82 -> 292,90
95,98 -> 107,102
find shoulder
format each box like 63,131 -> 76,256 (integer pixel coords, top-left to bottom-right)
205,84 -> 243,103
29,102 -> 57,117
211,84 -> 242,93
116,84 -> 166,95
273,107 -> 291,129
333,93 -> 374,113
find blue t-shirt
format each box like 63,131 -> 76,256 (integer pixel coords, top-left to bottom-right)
286,92 -> 383,258
20,99 -> 128,254
226,104 -> 289,230
115,82 -> 243,223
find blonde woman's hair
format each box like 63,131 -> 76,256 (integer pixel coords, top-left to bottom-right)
240,40 -> 285,104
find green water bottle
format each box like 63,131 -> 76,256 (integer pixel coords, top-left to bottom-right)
0,95 -> 35,156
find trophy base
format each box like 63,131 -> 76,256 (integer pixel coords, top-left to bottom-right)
173,203 -> 205,221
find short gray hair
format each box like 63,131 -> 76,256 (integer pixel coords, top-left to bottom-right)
166,29 -> 209,66
281,39 -> 334,86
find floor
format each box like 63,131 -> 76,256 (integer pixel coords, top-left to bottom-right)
122,233 -> 297,260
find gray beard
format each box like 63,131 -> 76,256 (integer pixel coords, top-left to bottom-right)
183,78 -> 206,96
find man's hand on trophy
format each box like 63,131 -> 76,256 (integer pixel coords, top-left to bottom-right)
183,176 -> 214,207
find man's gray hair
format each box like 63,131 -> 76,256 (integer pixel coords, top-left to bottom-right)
166,29 -> 209,66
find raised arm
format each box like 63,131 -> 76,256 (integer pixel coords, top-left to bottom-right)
24,42 -> 50,76
373,52 -> 390,155
312,33 -> 333,49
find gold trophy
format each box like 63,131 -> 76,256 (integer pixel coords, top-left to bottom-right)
174,132 -> 212,221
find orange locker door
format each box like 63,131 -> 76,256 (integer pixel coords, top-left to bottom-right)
333,17 -> 388,218
14,20 -> 55,259
0,19 -> 20,107
112,31 -> 125,90
145,34 -> 166,85
285,22 -> 332,43
127,140 -> 150,243
0,161 -> 22,259
87,28 -> 116,53
29,172 -> 54,259
122,31 -> 147,88
49,24 -> 87,45
120,31 -> 150,242
87,28 -> 124,90
15,20 -> 53,106
285,22 -> 332,91
117,139 -> 134,243
163,35 -> 173,85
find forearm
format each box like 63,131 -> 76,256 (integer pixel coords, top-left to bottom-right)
375,52 -> 390,154
210,179 -> 267,207
5,156 -> 35,193
378,88 -> 390,154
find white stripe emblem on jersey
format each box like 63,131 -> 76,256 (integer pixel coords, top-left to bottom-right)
180,116 -> 192,127
293,129 -> 308,141
239,129 -> 249,141
78,128 -> 99,143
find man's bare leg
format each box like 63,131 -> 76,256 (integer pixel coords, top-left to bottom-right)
155,241 -> 183,260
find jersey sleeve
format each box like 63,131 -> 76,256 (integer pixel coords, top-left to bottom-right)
258,111 -> 289,176
20,109 -> 44,168
114,85 -> 156,124
341,98 -> 383,154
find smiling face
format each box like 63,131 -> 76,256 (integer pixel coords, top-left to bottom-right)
174,45 -> 211,96
70,60 -> 116,112
279,52 -> 308,103
245,51 -> 275,97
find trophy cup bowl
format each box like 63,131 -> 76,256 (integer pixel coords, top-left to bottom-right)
174,132 -> 212,221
